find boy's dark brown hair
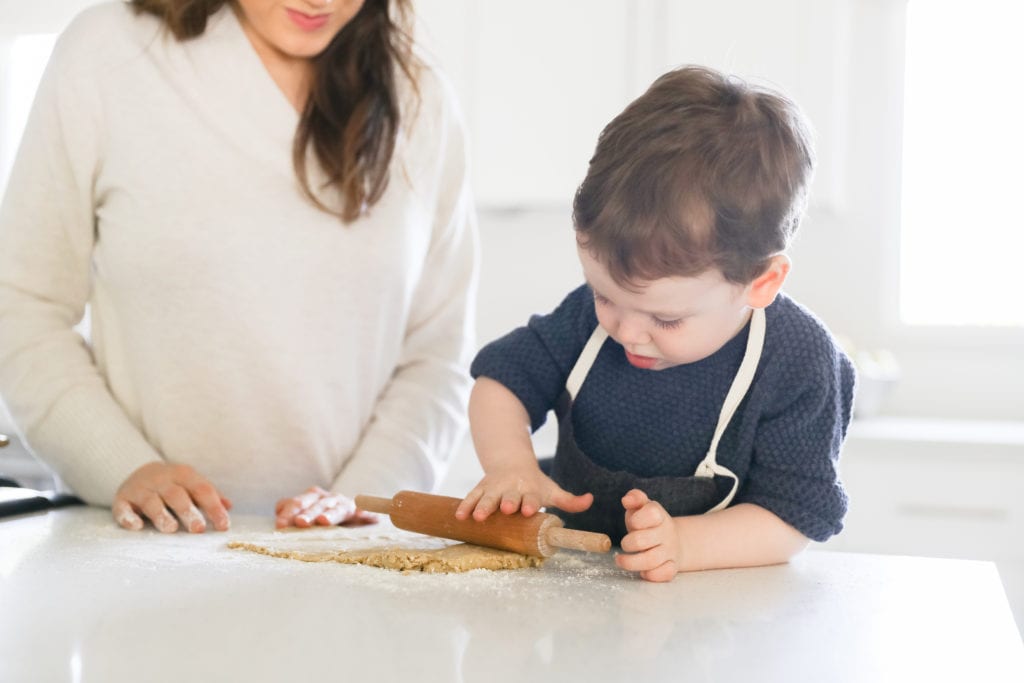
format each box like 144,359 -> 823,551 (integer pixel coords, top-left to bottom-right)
573,65 -> 815,286
131,0 -> 418,223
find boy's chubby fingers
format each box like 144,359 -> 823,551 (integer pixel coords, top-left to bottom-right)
499,492 -> 523,515
454,488 -> 484,520
631,504 -> 667,531
616,545 -> 672,573
621,488 -> 650,511
620,528 -> 660,554
472,492 -> 502,521
640,561 -> 678,583
549,489 -> 593,513
623,499 -> 669,531
520,492 -> 542,517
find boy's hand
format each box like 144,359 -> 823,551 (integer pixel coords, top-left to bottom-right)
454,465 -> 593,521
615,489 -> 681,582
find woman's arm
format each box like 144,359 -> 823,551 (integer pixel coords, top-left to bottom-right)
0,20 -> 164,505
0,16 -> 234,532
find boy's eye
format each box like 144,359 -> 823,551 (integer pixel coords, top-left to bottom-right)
593,292 -> 611,305
653,316 -> 683,330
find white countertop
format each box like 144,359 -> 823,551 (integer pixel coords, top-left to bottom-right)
2,507 -> 1022,682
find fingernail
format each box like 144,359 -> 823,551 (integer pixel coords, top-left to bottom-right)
116,511 -> 141,530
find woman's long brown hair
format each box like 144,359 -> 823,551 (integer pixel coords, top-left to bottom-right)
131,0 -> 418,222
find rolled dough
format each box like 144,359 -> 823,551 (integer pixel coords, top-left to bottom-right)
227,540 -> 543,573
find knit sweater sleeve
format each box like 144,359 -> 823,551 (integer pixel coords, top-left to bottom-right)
735,311 -> 856,542
471,284 -> 597,432
0,9 -> 163,504
330,69 -> 479,497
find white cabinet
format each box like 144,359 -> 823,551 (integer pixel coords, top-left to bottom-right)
822,417 -> 1024,633
415,0 -> 851,210
416,0 -> 632,207
655,0 -> 851,212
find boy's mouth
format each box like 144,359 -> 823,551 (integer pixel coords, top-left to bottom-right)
624,350 -> 659,369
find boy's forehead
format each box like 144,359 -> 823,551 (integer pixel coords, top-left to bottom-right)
577,243 -> 729,307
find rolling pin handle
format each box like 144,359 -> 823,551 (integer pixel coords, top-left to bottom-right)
544,526 -> 612,554
354,494 -> 394,515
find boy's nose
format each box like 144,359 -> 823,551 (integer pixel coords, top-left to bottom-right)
615,314 -> 651,346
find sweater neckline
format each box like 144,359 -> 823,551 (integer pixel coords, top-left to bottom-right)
191,5 -> 300,155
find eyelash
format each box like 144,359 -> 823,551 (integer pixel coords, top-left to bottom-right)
653,317 -> 683,330
593,292 -> 683,330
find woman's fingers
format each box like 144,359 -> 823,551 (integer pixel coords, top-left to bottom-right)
159,483 -> 206,533
137,492 -> 179,533
113,462 -> 232,533
276,487 -> 326,527
112,498 -> 144,531
298,496 -> 337,527
346,509 -> 378,526
313,495 -> 357,525
275,489 -> 372,528
186,479 -> 230,531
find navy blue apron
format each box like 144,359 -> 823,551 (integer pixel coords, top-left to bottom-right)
547,308 -> 766,544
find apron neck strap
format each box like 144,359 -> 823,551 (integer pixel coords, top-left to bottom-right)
695,306 -> 767,511
566,326 -> 609,400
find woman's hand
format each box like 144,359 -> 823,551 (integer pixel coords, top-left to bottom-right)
112,462 -> 232,533
615,488 -> 682,582
274,486 -> 377,529
454,465 -> 593,521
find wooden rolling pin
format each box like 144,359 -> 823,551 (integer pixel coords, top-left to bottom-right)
355,490 -> 611,558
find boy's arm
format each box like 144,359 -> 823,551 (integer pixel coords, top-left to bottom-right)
455,377 -> 592,520
616,489 -> 808,582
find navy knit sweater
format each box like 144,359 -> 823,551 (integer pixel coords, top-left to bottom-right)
471,285 -> 855,542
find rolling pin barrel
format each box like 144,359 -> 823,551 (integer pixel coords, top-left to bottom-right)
356,491 -> 610,558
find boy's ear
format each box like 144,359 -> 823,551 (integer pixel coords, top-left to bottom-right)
746,254 -> 791,309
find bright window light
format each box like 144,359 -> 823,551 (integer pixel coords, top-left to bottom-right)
1,34 -> 57,189
900,1 -> 1024,327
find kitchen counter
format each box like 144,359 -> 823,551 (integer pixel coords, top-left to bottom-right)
2,507 -> 1022,682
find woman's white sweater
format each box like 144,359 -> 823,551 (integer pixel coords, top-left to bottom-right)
0,2 -> 478,511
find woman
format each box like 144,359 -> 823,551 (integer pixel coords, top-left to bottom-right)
0,0 -> 477,533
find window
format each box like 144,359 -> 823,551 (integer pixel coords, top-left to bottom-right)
899,0 -> 1024,328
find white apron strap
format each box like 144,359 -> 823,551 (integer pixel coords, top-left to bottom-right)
566,326 -> 609,400
695,307 -> 767,512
